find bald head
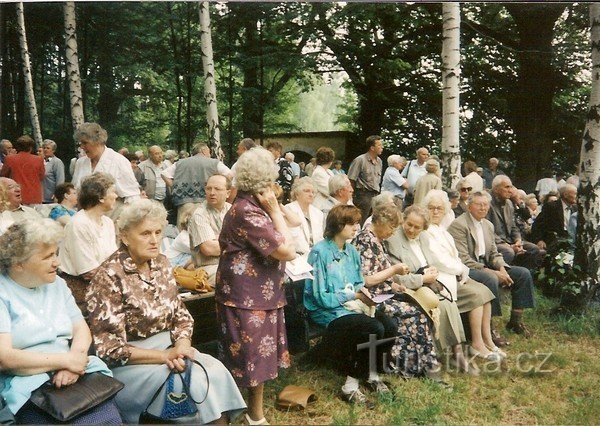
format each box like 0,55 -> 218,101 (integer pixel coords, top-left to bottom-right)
0,177 -> 22,209
416,147 -> 429,165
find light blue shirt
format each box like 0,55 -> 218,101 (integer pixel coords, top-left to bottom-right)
304,239 -> 364,327
0,274 -> 111,413
382,166 -> 407,198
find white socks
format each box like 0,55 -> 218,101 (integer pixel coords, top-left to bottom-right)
342,375 -> 359,394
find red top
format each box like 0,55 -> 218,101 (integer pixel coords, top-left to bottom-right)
0,152 -> 45,204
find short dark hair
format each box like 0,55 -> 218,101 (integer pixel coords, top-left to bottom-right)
78,172 -> 115,210
315,147 -> 335,166
14,135 -> 35,153
324,204 -> 361,239
366,135 -> 381,150
54,182 -> 75,203
266,141 -> 283,153
124,153 -> 139,163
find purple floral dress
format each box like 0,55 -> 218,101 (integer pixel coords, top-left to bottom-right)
215,192 -> 290,387
352,228 -> 438,377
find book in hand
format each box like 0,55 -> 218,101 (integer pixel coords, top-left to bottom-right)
360,287 -> 394,304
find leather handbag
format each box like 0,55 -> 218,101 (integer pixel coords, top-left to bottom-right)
139,358 -> 209,424
173,267 -> 213,293
29,372 -> 124,422
0,395 -> 16,425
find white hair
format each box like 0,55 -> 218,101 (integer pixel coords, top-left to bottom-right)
117,199 -> 167,233
422,189 -> 451,215
235,147 -> 278,193
329,174 -> 350,196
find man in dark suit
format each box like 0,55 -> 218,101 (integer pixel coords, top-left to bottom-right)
530,184 -> 578,253
448,191 -> 535,339
487,175 -> 543,269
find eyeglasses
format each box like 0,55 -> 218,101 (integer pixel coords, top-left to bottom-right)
428,206 -> 445,212
460,187 -> 473,192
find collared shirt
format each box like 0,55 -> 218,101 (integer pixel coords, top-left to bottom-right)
347,153 -> 382,192
381,166 -> 407,198
469,213 -> 486,258
43,156 -> 65,203
87,246 -> 194,366
72,147 -> 140,203
304,238 -> 364,327
139,159 -> 168,200
188,200 -> 231,267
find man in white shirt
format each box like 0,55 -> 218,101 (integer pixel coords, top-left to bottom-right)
71,122 -> 140,219
285,152 -> 301,180
381,154 -> 408,208
188,174 -> 232,285
401,147 -> 429,203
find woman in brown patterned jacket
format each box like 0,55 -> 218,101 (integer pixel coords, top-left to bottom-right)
86,199 -> 246,424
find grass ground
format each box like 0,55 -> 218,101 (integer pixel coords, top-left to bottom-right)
255,291 -> 600,425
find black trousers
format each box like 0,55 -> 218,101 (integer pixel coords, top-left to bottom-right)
353,189 -> 378,225
325,311 -> 397,380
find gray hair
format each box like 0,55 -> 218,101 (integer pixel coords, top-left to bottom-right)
117,199 -> 167,234
329,174 -> 350,196
290,176 -> 316,201
467,190 -> 492,205
559,183 -> 577,197
164,149 -> 177,161
425,159 -> 440,174
235,147 -> 278,194
192,143 -> 209,156
492,174 -> 511,190
371,191 -> 394,209
285,152 -> 295,162
403,204 -> 430,230
387,154 -> 406,167
42,139 -> 57,152
455,178 -> 467,190
0,219 -> 63,273
372,203 -> 402,228
525,193 -> 538,206
422,189 -> 451,215
74,122 -> 108,146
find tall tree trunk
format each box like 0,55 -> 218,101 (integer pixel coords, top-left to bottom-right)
441,2 -> 462,189
574,4 -> 600,299
241,18 -> 261,138
184,3 -> 193,152
505,4 -> 566,192
64,0 -> 85,139
15,2 -> 42,145
199,2 -> 222,160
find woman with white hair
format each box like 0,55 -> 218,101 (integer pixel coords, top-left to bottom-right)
285,177 -> 324,257
422,190 -> 503,361
87,199 -> 246,424
216,147 -> 296,425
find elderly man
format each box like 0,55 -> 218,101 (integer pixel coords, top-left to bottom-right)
482,157 -> 505,190
448,191 -> 535,339
139,145 -> 169,202
401,146 -> 429,202
285,152 -> 300,179
347,135 -> 383,223
188,174 -> 232,285
413,158 -> 442,206
42,139 -> 65,203
0,177 -> 41,224
320,174 -> 354,217
487,175 -> 543,269
161,142 -> 231,228
0,135 -> 45,205
531,183 -> 578,253
381,154 -> 408,208
0,139 -> 14,169
71,122 -> 140,213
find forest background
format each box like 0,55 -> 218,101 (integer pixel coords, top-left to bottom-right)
0,2 -> 592,191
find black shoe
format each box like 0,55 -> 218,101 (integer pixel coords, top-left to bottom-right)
506,321 -> 532,338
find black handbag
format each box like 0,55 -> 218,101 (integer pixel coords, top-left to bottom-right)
0,395 -> 16,425
29,372 -> 124,422
139,358 -> 209,424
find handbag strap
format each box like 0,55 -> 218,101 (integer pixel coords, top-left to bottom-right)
145,358 -> 210,408
436,281 -> 455,303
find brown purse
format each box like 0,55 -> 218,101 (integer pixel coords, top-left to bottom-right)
173,267 -> 213,293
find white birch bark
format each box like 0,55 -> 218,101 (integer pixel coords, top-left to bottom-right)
441,2 -> 462,189
199,2 -> 223,160
16,2 -> 42,145
575,4 -> 600,288
64,1 -> 84,134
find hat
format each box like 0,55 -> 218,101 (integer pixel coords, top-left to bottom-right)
403,287 -> 441,336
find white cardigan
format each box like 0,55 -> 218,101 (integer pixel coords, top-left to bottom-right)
284,201 -> 324,255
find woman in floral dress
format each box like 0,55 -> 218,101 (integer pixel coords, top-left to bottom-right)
216,147 -> 296,425
352,204 -> 440,379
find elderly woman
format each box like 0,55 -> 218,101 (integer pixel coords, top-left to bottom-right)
216,147 -> 296,425
71,122 -> 140,218
49,182 -> 78,226
311,147 -> 336,210
0,219 -> 121,424
59,172 -> 118,316
351,204 -> 441,379
525,193 -> 540,221
386,206 -> 487,374
87,200 -> 245,424
453,178 -> 472,217
305,205 -> 397,405
285,177 -> 324,257
362,191 -> 395,229
422,190 -> 503,361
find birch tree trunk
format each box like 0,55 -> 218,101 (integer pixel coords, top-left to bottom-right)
64,1 -> 84,135
16,2 -> 42,145
574,4 -> 600,301
199,2 -> 223,160
441,2 -> 461,189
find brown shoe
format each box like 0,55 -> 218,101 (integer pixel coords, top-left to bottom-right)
491,328 -> 509,347
506,321 -> 532,338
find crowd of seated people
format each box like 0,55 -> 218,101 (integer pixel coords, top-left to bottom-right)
0,127 -> 584,421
